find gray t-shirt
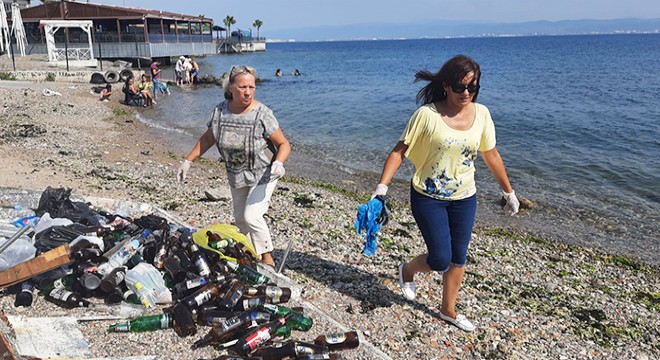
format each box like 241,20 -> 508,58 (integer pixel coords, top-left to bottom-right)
207,101 -> 279,188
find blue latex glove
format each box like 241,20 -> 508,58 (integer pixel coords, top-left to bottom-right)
354,196 -> 389,256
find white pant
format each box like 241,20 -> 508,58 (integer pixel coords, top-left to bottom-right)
230,179 -> 278,256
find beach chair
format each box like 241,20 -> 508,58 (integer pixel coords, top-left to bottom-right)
122,84 -> 144,106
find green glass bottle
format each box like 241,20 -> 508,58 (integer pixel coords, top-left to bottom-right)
122,289 -> 142,305
108,313 -> 173,333
257,304 -> 313,331
225,260 -> 269,285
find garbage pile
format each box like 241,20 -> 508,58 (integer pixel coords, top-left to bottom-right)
0,187 -> 360,360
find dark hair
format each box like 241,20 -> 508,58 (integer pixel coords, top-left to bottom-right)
415,54 -> 481,105
105,84 -> 112,89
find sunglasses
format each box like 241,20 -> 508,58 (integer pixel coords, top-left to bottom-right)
450,83 -> 480,94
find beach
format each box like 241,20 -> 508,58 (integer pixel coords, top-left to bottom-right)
0,56 -> 658,359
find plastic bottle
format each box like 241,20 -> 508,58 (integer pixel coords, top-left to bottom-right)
107,313 -> 173,333
14,282 -> 34,307
125,262 -> 171,308
98,229 -> 150,276
313,331 -> 360,351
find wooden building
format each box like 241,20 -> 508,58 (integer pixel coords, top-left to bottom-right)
18,1 -> 218,62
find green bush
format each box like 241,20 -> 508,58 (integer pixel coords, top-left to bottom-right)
45,72 -> 56,82
0,72 -> 16,80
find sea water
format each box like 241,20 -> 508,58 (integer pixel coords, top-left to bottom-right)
143,34 -> 660,265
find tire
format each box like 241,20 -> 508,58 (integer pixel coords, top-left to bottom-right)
104,70 -> 120,83
119,69 -> 134,82
90,72 -> 106,84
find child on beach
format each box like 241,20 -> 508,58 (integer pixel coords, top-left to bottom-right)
99,84 -> 112,102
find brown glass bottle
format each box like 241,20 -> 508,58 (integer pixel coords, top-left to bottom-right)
252,340 -> 329,360
313,331 -> 359,351
171,302 -> 197,337
244,285 -> 292,304
45,287 -> 91,309
189,243 -> 211,276
234,316 -> 289,354
99,266 -> 126,293
163,256 -> 188,284
216,278 -> 245,311
181,282 -> 224,309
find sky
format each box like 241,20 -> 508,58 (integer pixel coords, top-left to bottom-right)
90,0 -> 660,35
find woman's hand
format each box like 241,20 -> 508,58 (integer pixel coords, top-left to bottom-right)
177,159 -> 192,181
271,160 -> 285,179
501,189 -> 520,216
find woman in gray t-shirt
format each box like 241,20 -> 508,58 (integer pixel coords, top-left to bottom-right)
177,65 -> 291,267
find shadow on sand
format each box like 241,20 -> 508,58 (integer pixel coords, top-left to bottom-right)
273,249 -> 443,320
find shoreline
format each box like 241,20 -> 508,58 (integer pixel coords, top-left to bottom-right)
0,62 -> 658,358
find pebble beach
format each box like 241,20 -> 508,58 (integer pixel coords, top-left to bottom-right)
0,56 -> 658,359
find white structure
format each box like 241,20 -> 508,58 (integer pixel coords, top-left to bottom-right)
0,2 -> 11,56
40,20 -> 97,67
10,2 -> 27,56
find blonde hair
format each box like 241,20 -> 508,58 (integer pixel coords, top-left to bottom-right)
223,65 -> 257,99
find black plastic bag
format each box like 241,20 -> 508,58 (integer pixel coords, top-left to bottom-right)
35,187 -> 100,226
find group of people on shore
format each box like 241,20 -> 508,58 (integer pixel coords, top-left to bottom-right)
176,55 -> 520,333
175,55 -> 200,86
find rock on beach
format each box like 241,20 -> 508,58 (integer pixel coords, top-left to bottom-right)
0,56 -> 658,359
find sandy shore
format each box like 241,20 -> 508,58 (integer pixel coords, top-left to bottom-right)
0,57 -> 658,359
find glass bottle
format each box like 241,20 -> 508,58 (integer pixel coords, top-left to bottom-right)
14,282 -> 34,307
99,266 -> 127,293
244,285 -> 292,304
189,243 -> 211,277
181,282 -> 224,309
252,340 -> 329,360
225,260 -> 269,286
196,309 -> 237,326
163,256 -> 188,284
122,289 -> 142,305
104,287 -> 124,304
192,311 -> 271,350
257,303 -> 312,331
171,302 -> 197,337
313,331 -> 360,351
45,287 -> 91,309
174,273 -> 227,297
215,278 -> 245,311
173,249 -> 197,273
234,316 -> 288,354
107,313 -> 173,333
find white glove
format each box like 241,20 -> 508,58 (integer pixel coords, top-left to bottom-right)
501,189 -> 520,216
371,183 -> 388,200
271,160 -> 285,179
177,159 -> 192,182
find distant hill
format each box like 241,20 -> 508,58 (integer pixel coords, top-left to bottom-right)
267,18 -> 660,42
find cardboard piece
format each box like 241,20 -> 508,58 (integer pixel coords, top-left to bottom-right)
0,244 -> 71,289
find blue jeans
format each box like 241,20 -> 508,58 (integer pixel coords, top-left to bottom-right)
410,186 -> 477,272
152,77 -> 160,96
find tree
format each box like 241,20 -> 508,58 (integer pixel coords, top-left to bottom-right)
253,19 -> 263,40
223,16 -> 236,41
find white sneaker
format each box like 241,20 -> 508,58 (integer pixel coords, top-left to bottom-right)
439,313 -> 476,332
398,262 -> 416,300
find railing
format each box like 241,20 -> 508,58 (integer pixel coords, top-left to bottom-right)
53,48 -> 93,61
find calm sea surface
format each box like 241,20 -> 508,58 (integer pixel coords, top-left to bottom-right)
141,34 -> 660,265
